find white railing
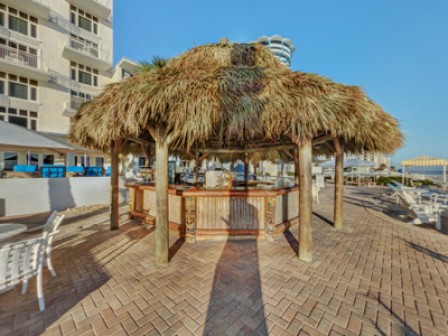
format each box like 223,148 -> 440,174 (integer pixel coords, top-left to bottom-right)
0,44 -> 39,68
68,96 -> 90,111
48,70 -> 80,91
49,12 -> 101,43
93,0 -> 112,9
66,36 -> 109,61
9,97 -> 40,112
70,96 -> 90,110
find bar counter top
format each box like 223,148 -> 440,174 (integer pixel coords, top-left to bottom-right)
126,183 -> 298,197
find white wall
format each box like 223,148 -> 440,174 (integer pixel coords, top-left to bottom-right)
0,177 -> 127,217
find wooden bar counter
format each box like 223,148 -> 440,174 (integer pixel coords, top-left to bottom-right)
127,183 -> 299,241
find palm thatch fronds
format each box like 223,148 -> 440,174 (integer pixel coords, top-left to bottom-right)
70,41 -> 403,155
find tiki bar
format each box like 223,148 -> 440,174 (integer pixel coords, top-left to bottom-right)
70,40 -> 403,264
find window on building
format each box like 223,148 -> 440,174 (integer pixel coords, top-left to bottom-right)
70,62 -> 98,87
5,74 -> 38,100
0,6 -> 37,38
27,152 -> 38,166
78,71 -> 92,85
70,6 -> 98,35
9,15 -> 27,35
9,81 -> 27,99
43,155 -> 54,165
95,157 -> 104,167
4,152 -> 18,170
8,115 -> 27,128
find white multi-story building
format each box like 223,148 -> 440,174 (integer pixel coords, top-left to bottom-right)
0,0 -> 137,169
255,35 -> 296,66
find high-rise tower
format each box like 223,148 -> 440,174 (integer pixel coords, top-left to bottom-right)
255,35 -> 295,66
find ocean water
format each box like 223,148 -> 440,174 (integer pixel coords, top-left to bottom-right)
398,167 -> 444,176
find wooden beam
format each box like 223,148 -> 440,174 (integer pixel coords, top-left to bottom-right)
155,125 -> 169,264
334,137 -> 344,229
312,134 -> 334,146
298,137 -> 313,262
141,143 -> 151,167
200,144 -> 296,154
195,145 -> 200,181
294,148 -> 299,186
126,136 -> 152,146
110,139 -> 121,230
244,153 -> 249,182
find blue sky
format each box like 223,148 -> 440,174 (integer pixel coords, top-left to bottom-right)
114,0 -> 448,167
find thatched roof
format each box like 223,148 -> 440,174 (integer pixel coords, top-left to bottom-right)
70,41 -> 403,155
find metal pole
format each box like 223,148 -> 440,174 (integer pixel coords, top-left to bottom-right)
27,151 -> 31,165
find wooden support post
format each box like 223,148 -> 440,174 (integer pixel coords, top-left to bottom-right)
155,125 -> 169,264
195,150 -> 200,181
264,196 -> 276,242
294,148 -> 299,186
141,143 -> 151,167
244,153 -> 249,182
298,137 -> 313,262
128,187 -> 135,220
334,138 -> 344,229
110,139 -> 120,230
184,196 -> 196,243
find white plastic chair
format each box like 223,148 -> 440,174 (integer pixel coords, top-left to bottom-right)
0,237 -> 47,311
23,211 -> 65,278
24,211 -> 58,234
312,184 -> 320,204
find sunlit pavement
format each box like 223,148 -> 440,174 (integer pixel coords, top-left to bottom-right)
1,186 -> 448,335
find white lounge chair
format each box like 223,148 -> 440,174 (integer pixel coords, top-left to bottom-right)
399,190 -> 442,225
0,237 -> 47,311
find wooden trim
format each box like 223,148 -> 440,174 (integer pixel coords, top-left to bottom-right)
196,229 -> 264,236
155,124 -> 169,264
298,137 -> 313,262
110,139 -> 121,230
126,184 -> 298,197
334,137 -> 344,229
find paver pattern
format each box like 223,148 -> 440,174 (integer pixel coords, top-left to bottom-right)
1,186 -> 448,335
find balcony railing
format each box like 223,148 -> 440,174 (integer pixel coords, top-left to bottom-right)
0,44 -> 39,68
0,94 -> 40,111
49,70 -> 80,91
69,96 -> 90,110
49,12 -> 101,43
93,0 -> 111,9
66,36 -> 109,61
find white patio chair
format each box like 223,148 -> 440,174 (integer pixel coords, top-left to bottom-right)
0,237 -> 47,311
312,184 -> 320,204
24,211 -> 58,234
23,211 -> 65,278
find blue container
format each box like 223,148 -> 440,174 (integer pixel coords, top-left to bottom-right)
85,166 -> 104,177
13,165 -> 37,173
40,165 -> 65,178
66,166 -> 85,174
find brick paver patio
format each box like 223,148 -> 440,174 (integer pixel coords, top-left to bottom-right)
1,186 -> 448,335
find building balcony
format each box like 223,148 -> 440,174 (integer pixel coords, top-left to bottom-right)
66,0 -> 112,20
63,96 -> 90,118
0,94 -> 40,112
48,70 -> 80,91
0,44 -> 49,81
0,27 -> 41,49
2,0 -> 50,19
62,36 -> 111,72
49,12 -> 102,44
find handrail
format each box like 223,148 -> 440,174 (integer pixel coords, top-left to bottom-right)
0,44 -> 39,68
66,35 -> 109,60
